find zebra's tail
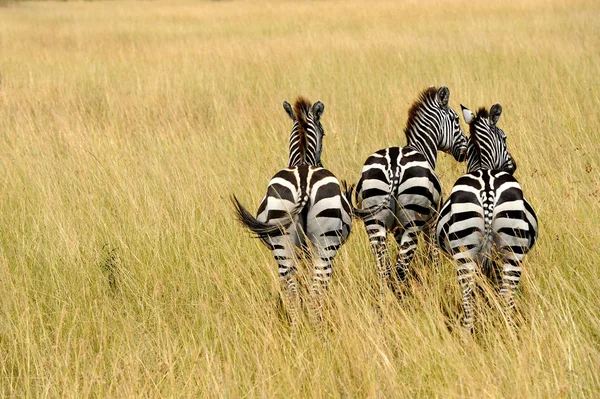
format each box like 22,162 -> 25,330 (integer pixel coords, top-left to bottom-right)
231,195 -> 305,239
341,180 -> 355,207
349,170 -> 399,220
478,231 -> 495,280
478,208 -> 496,278
350,193 -> 392,219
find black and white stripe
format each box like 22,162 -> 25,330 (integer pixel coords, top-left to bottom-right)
351,86 -> 468,295
286,100 -> 324,168
232,97 -> 352,325
436,104 -> 538,330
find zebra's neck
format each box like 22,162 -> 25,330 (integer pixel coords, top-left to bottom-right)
466,142 -> 482,173
288,121 -> 303,166
405,112 -> 440,170
288,121 -> 321,167
466,140 -> 502,173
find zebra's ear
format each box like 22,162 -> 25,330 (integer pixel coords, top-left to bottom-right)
311,100 -> 324,121
283,101 -> 295,121
436,86 -> 450,108
489,103 -> 502,125
461,104 -> 475,124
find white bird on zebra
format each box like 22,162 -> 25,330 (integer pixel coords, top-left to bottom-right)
350,86 -> 468,296
232,97 -> 352,326
436,103 -> 538,331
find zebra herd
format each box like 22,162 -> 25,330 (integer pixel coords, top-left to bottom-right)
232,86 -> 538,331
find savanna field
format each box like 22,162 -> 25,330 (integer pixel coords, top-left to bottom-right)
0,0 -> 599,396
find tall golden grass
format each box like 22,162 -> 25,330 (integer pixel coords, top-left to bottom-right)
0,0 -> 599,396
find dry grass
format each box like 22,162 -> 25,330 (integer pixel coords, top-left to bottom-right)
0,0 -> 599,397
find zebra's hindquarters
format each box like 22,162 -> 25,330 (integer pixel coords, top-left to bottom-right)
435,170 -> 538,330
355,147 -> 442,229
523,197 -> 539,250
436,170 -> 535,267
354,147 -> 442,289
306,168 -> 352,237
255,167 -> 306,249
250,165 -> 352,324
303,167 -> 352,291
436,175 -> 487,258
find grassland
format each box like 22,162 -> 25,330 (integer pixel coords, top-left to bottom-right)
0,0 -> 599,397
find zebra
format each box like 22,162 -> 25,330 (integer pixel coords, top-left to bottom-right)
350,86 -> 468,296
436,103 -> 538,331
232,97 -> 352,326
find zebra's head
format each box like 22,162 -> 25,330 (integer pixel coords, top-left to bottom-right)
434,87 -> 468,162
405,86 -> 468,168
283,97 -> 325,168
461,103 -> 517,174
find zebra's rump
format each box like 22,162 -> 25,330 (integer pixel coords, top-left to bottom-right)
436,169 -> 537,258
354,146 -> 442,227
523,197 -> 538,250
255,165 -> 352,247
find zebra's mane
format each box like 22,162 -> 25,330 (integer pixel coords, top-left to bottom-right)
469,107 -> 490,147
404,86 -> 439,138
476,107 -> 489,119
293,96 -> 312,160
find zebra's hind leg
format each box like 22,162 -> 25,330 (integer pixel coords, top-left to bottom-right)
498,248 -> 524,328
272,242 -> 301,328
364,219 -> 391,298
423,223 -> 439,272
454,249 -> 477,332
393,228 -> 419,285
309,243 -> 336,326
